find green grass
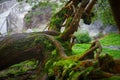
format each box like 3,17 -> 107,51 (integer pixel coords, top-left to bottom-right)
100,33 -> 120,46
72,44 -> 120,59
72,33 -> 120,58
72,44 -> 90,55
101,48 -> 120,59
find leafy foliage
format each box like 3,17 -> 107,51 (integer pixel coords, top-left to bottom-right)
92,0 -> 116,25
74,33 -> 91,44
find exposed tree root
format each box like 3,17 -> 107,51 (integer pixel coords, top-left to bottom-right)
0,32 -> 68,71
43,34 -> 68,59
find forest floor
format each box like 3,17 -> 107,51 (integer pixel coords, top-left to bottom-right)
0,33 -> 120,80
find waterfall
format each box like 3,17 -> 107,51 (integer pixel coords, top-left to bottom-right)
0,0 -> 31,36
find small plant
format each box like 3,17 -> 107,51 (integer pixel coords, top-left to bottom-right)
75,33 -> 91,44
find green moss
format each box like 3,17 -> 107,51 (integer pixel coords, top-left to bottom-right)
25,12 -> 32,23
57,8 -> 67,17
70,72 -> 81,80
52,50 -> 58,57
49,15 -> 64,31
72,44 -> 90,55
53,59 -> 75,68
45,59 -> 55,76
65,16 -> 73,27
0,60 -> 37,77
45,58 -> 76,78
0,33 -> 55,54
49,8 -> 68,31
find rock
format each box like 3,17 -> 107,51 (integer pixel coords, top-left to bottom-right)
103,25 -> 119,34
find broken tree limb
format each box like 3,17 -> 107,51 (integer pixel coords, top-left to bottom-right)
85,0 -> 97,15
79,40 -> 102,60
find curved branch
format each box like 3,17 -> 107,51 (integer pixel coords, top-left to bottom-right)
79,40 -> 102,60
43,34 -> 68,58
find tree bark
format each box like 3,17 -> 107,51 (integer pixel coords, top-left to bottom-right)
0,33 -> 46,70
60,0 -> 90,41
108,0 -> 120,33
0,32 -> 67,71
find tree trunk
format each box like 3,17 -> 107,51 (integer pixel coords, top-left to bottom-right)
0,33 -> 48,70
0,31 -> 68,71
108,0 -> 120,33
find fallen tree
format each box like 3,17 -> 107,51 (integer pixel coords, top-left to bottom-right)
0,0 -> 120,80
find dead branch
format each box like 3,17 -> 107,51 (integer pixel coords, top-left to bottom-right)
79,40 -> 102,60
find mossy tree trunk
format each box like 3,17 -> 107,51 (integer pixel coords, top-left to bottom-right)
108,0 -> 120,34
48,0 -> 97,41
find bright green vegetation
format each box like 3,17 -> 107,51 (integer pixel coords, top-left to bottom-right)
72,33 -> 120,59
100,33 -> 120,46
72,44 -> 120,59
100,33 -> 120,58
101,48 -> 120,59
72,44 -> 90,55
0,60 -> 37,77
74,32 -> 91,44
49,8 -> 67,31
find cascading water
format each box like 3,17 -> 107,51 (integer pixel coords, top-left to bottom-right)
0,0 -> 31,36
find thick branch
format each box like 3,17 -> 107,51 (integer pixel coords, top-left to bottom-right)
60,0 -> 90,41
0,32 -> 67,71
85,0 -> 97,15
108,0 -> 120,33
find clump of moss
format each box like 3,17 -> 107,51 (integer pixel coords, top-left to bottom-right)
65,16 -> 73,27
49,9 -> 68,31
